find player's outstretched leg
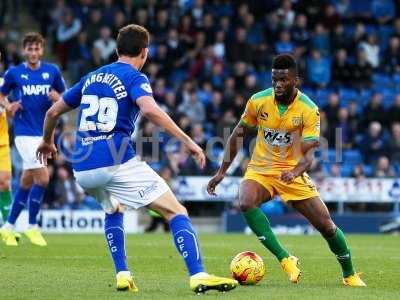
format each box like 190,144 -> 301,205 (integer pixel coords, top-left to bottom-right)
0,187 -> 30,246
149,191 -> 238,294
239,180 -> 301,283
25,169 -> 48,246
104,211 -> 138,292
291,197 -> 366,287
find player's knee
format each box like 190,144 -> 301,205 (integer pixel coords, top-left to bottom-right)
171,204 -> 188,218
319,219 -> 337,238
0,180 -> 10,191
239,199 -> 259,212
161,204 -> 188,222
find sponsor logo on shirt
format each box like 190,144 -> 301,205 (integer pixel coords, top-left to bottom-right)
22,84 -> 51,96
21,74 -> 29,80
259,111 -> 268,121
263,128 -> 293,146
140,83 -> 152,93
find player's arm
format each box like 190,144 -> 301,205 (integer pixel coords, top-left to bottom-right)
48,65 -> 67,103
280,140 -> 319,184
207,98 -> 257,195
0,69 -> 22,117
280,108 -> 320,184
137,96 -> 205,168
37,78 -> 83,165
36,99 -> 73,165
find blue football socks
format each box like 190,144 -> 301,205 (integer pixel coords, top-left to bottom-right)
28,184 -> 46,225
105,212 -> 128,273
7,187 -> 30,225
170,214 -> 205,276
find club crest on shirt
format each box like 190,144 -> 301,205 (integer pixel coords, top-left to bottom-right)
42,72 -> 50,80
292,116 -> 301,127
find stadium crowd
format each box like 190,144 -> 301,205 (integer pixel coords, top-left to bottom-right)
1,0 -> 400,208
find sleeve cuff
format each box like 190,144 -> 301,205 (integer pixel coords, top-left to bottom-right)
239,119 -> 257,129
303,136 -> 319,142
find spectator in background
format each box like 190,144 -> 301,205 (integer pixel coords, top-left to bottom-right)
206,91 -> 223,125
337,107 -> 355,148
54,166 -> 85,209
371,0 -> 395,25
308,159 -> 326,181
169,143 -> 203,176
216,109 -> 237,140
331,24 -> 350,52
351,164 -> 366,179
322,4 -> 341,31
360,121 -> 387,164
232,94 -> 246,119
3,41 -> 21,68
307,49 -> 331,88
277,0 -> 295,28
359,34 -> 380,69
331,49 -> 351,87
374,156 -> 396,178
67,31 -> 92,83
112,11 -> 127,38
93,26 -> 116,64
310,23 -> 330,56
352,48 -> 373,90
86,9 -> 103,46
330,164 -> 342,177
362,93 -> 386,128
393,18 -> 400,40
101,0 -> 119,26
387,95 -> 400,128
226,27 -> 252,63
275,30 -> 294,54
241,74 -> 258,100
191,124 -> 207,149
348,100 -> 361,136
56,8 -> 81,69
291,14 -> 310,53
178,91 -> 206,124
213,30 -> 226,60
350,23 -> 366,52
382,37 -> 400,75
388,122 -> 400,164
323,93 -> 340,146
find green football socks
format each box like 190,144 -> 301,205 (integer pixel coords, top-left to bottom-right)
243,208 -> 289,261
325,227 -> 355,277
0,190 -> 12,222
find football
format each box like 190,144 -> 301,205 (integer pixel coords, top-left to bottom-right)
230,251 -> 265,285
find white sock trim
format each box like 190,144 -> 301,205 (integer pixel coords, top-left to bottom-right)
117,271 -> 131,277
190,272 -> 209,279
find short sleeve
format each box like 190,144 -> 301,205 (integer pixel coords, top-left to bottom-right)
63,78 -> 84,109
52,65 -> 66,93
302,108 -> 320,142
0,69 -> 15,95
128,74 -> 153,102
240,99 -> 258,128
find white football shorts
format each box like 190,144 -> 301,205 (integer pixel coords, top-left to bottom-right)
14,136 -> 46,170
73,157 -> 171,214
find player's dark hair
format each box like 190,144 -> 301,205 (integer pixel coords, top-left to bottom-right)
272,54 -> 297,73
22,32 -> 45,48
117,24 -> 150,57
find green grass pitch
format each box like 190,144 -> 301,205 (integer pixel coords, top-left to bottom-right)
0,234 -> 398,300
